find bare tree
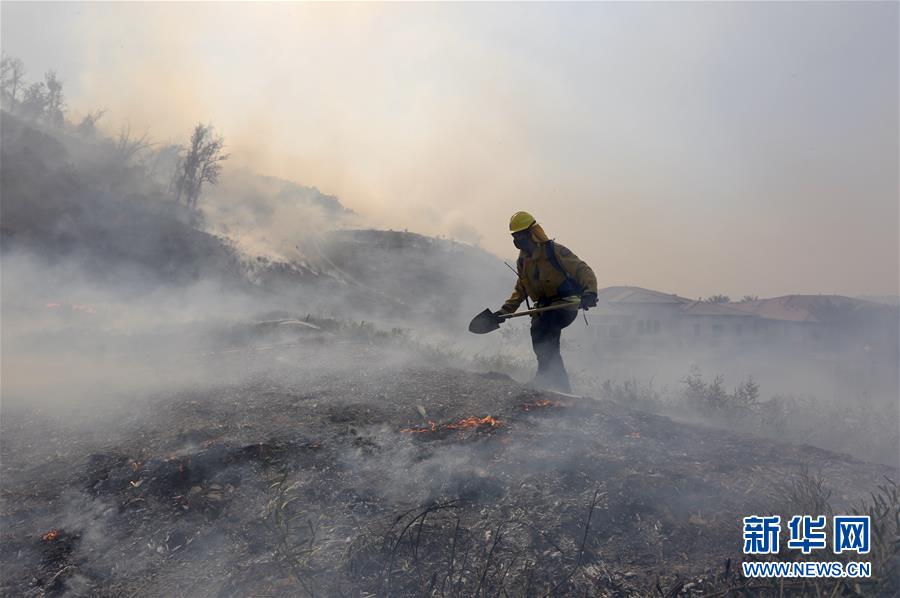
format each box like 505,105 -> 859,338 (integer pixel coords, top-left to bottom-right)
115,124 -> 154,163
43,70 -> 65,126
0,54 -> 26,108
6,65 -> 66,126
20,81 -> 47,119
738,295 -> 759,304
705,294 -> 731,304
172,123 -> 229,209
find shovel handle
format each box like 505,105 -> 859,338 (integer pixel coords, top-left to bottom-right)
498,301 -> 580,320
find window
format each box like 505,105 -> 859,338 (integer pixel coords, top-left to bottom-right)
736,323 -> 742,336
694,323 -> 701,336
712,323 -> 723,336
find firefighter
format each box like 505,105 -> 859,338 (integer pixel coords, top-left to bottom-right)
495,211 -> 598,393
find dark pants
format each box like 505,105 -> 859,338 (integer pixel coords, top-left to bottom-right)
530,308 -> 578,393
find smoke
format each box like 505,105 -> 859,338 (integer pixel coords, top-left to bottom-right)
198,169 -> 358,262
4,2 -> 896,298
562,327 -> 900,466
1,89 -> 894,463
0,118 -> 349,407
1,6 -> 898,593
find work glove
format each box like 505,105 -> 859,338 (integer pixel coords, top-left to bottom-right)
492,309 -> 507,324
580,291 -> 598,310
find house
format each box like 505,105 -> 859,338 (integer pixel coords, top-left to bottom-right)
678,300 -> 758,342
732,295 -> 898,356
578,286 -> 898,360
588,286 -> 690,347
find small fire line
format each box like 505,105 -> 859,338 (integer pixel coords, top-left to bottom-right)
401,415 -> 501,434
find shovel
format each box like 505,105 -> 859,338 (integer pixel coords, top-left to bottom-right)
468,299 -> 581,334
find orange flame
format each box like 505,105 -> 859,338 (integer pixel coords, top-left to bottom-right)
401,420 -> 438,434
402,416 -> 501,434
445,415 -> 501,430
42,530 -> 60,541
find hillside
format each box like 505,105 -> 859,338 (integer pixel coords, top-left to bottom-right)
308,229 -> 510,326
1,114 -> 224,284
0,112 -> 509,326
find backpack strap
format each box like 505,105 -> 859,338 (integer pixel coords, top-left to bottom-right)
545,240 -> 583,297
545,240 -> 570,279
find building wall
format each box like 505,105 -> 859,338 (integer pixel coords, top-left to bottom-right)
574,300 -> 897,362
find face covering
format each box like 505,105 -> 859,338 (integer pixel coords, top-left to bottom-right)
513,235 -> 530,251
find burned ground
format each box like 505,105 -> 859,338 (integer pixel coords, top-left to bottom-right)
1,331 -> 897,597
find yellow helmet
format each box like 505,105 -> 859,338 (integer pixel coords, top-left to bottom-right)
509,211 -> 536,233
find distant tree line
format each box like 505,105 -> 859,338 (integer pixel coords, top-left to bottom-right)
1,55 -> 65,126
1,53 -> 228,210
700,294 -> 759,304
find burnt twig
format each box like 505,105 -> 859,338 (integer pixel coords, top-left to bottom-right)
382,500 -> 459,593
441,515 -> 462,596
474,521 -> 505,597
542,488 -> 602,597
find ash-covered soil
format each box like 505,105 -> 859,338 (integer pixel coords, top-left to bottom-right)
1,335 -> 896,597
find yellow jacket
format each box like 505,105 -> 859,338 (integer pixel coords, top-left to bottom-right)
501,224 -> 598,313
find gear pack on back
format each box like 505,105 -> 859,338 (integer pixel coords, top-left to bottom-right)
517,239 -> 584,303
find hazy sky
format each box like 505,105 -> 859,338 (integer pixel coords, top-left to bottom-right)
2,2 -> 897,299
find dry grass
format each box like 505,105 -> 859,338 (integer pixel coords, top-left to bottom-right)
596,368 -> 899,466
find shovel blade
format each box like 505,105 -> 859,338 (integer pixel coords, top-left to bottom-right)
469,308 -> 501,334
